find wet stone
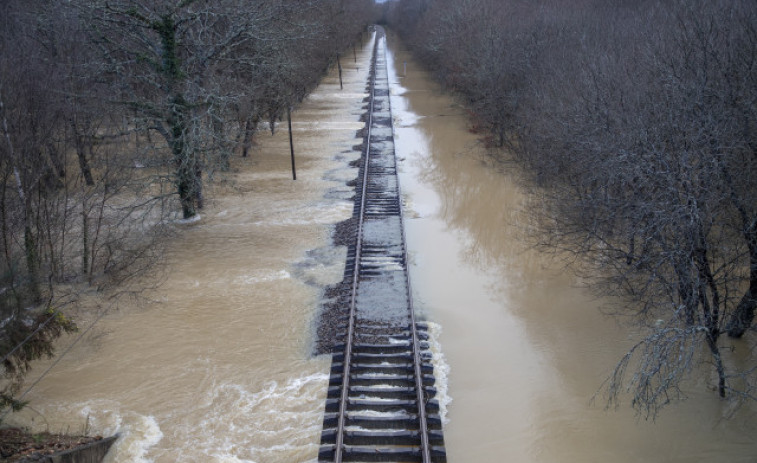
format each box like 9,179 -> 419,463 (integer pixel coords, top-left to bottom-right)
369,181 -> 398,198
370,127 -> 394,140
370,140 -> 395,155
369,155 -> 397,170
356,273 -> 410,323
362,217 -> 403,246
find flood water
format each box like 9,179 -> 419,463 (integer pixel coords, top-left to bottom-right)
7,31 -> 757,463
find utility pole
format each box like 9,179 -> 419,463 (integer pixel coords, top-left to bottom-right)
287,106 -> 296,180
337,52 -> 343,90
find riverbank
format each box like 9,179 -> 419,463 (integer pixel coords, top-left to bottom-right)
0,428 -> 103,461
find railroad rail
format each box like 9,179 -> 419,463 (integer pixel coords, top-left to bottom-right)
318,29 -> 447,463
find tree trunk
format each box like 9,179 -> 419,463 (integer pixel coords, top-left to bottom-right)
194,157 -> 203,210
23,222 -> 40,303
75,137 -> 95,186
168,93 -> 196,219
46,143 -> 66,180
706,334 -> 727,398
2,92 -> 39,302
213,117 -> 231,171
337,52 -> 343,90
727,226 -> 757,338
0,178 -> 23,315
241,117 -> 256,158
82,202 -> 89,276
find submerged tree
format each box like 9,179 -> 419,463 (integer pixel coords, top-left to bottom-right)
387,0 -> 757,417
1,0 -> 377,418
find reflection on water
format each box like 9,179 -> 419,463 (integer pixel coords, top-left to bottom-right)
6,34 -> 377,463
387,33 -> 757,463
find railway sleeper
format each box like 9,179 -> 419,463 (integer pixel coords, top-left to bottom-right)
351,342 -> 409,353
346,398 -> 441,415
357,269 -> 406,277
349,350 -> 432,361
333,350 -> 431,363
348,397 -> 417,411
349,364 -> 415,377
364,209 -> 401,216
349,374 -> 417,388
331,362 -> 415,376
346,412 -> 443,430
360,254 -> 404,261
332,386 -> 416,401
358,259 -> 405,266
350,363 -> 434,375
321,429 -> 424,446
364,199 -> 399,205
351,331 -> 429,342
365,168 -> 397,176
361,245 -> 402,252
363,202 -> 399,208
347,430 -> 445,447
320,412 -> 444,431
318,444 -> 447,463
331,357 -> 414,371
350,385 -> 437,398
365,188 -> 397,195
358,251 -> 404,257
359,259 -> 404,267
359,258 -> 405,266
351,342 -> 430,354
352,341 -> 430,353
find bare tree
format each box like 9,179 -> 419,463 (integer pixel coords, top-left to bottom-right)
388,0 -> 757,417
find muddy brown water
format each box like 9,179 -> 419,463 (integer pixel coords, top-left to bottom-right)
7,32 -> 757,462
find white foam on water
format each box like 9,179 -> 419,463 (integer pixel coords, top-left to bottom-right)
258,202 -> 353,227
175,371 -> 329,462
291,121 -> 366,131
172,214 -> 202,225
424,321 -> 451,424
233,270 -> 291,285
50,403 -> 165,463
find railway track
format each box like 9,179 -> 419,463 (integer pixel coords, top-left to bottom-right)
318,29 -> 447,463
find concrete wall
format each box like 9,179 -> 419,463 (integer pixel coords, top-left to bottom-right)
39,435 -> 118,463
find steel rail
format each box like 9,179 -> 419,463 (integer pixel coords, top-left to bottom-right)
382,36 -> 432,463
332,29 -> 379,463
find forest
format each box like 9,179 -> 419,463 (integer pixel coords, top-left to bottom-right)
386,0 -> 757,417
0,0 -> 377,417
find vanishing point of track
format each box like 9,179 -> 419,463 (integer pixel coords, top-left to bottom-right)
318,29 -> 447,463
